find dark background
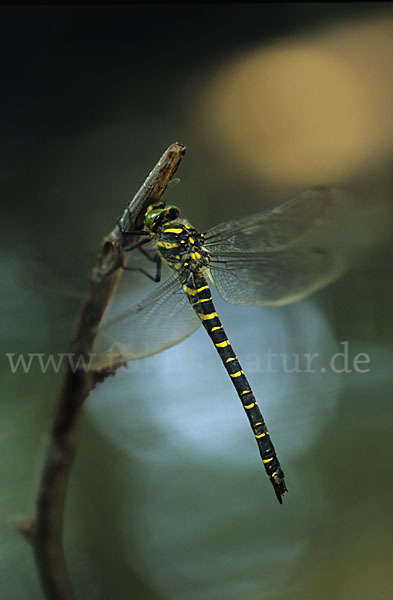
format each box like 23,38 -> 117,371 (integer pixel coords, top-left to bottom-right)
1,4 -> 393,600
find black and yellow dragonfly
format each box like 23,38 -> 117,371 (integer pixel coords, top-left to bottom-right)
100,185 -> 353,503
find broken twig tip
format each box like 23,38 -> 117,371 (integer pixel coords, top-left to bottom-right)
14,515 -> 36,543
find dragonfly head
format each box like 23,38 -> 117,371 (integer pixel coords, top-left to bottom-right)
144,203 -> 180,232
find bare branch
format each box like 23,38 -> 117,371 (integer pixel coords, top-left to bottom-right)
18,142 -> 186,599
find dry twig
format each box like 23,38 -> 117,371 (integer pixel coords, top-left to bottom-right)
15,142 -> 186,599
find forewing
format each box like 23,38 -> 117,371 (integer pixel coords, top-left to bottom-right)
209,247 -> 345,306
207,186 -> 372,306
97,275 -> 201,360
204,186 -> 338,253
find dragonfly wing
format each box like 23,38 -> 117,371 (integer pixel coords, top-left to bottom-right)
207,185 -> 379,306
209,247 -> 345,306
204,186 -> 345,253
97,275 -> 201,360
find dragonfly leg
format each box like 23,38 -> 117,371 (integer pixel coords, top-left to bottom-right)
116,208 -> 141,234
122,253 -> 162,282
137,245 -> 158,263
122,236 -> 153,253
117,215 -> 151,248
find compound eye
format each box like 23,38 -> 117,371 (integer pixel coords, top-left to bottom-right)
163,204 -> 180,220
145,208 -> 163,230
167,207 -> 180,219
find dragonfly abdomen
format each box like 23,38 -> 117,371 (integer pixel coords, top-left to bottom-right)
183,272 -> 287,504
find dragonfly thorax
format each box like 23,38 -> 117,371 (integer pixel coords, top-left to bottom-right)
155,220 -> 210,273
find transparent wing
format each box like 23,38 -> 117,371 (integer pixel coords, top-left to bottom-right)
207,186 -> 371,306
204,186 -> 339,253
209,247 -> 345,306
97,275 -> 201,360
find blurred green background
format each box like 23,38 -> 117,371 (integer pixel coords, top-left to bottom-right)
1,4 -> 393,599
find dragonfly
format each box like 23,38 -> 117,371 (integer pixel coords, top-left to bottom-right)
99,185 -> 353,503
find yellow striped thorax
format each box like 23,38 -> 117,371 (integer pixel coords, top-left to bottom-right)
144,203 -> 210,273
